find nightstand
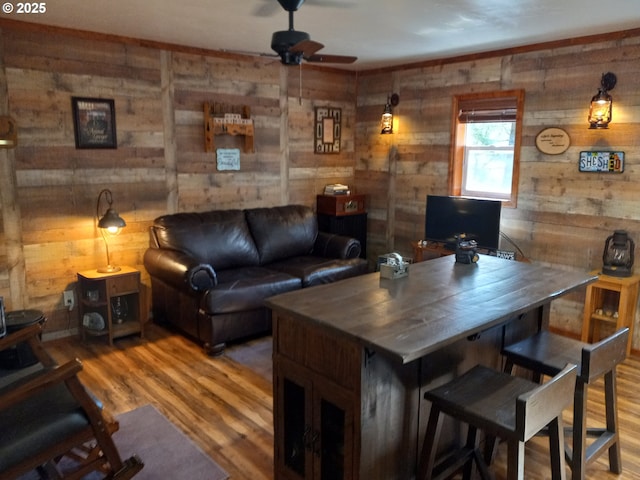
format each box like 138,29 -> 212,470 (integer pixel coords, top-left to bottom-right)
316,194 -> 367,258
581,270 -> 640,356
77,266 -> 144,345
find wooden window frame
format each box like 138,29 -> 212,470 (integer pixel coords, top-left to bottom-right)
449,89 -> 525,208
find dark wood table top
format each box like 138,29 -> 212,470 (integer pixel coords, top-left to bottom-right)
265,255 -> 597,364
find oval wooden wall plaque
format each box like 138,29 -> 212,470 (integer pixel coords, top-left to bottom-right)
535,127 -> 570,155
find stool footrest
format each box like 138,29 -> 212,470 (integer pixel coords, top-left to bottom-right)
431,447 -> 492,480
585,431 -> 618,465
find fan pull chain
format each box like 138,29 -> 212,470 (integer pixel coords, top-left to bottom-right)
299,63 -> 302,105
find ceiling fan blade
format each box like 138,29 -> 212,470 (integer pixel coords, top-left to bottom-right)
289,39 -> 324,57
253,3 -> 280,17
306,53 -> 358,64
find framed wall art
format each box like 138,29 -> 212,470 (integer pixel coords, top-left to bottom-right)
314,107 -> 341,154
72,97 -> 117,149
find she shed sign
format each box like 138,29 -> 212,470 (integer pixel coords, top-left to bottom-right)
579,151 -> 624,173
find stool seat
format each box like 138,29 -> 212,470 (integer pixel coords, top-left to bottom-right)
502,328 -> 628,480
419,363 -> 577,480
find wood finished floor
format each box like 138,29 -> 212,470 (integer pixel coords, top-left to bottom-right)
45,323 -> 640,480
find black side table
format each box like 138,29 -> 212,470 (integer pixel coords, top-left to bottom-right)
0,309 -> 47,369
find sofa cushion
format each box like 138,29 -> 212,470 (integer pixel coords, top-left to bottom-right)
152,210 -> 260,269
245,205 -> 318,265
202,267 -> 301,314
268,256 -> 369,287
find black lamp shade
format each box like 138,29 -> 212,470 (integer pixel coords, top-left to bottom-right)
98,208 -> 126,230
95,188 -> 126,273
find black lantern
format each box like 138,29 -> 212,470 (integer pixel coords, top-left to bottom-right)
588,72 -> 617,129
380,93 -> 399,134
602,230 -> 634,277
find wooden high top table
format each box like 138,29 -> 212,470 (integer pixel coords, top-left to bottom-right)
266,255 -> 596,480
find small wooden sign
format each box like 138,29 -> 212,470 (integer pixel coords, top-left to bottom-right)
535,127 -> 570,155
216,148 -> 241,171
579,151 -> 624,173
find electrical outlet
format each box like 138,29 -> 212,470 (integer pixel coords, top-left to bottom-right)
63,290 -> 74,311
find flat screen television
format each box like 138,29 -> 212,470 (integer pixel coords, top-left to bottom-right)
424,195 -> 502,251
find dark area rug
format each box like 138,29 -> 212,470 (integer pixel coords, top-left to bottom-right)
224,335 -> 272,382
19,404 -> 229,480
113,404 -> 229,480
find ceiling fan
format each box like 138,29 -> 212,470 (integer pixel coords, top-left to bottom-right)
270,0 -> 357,66
254,0 -> 353,17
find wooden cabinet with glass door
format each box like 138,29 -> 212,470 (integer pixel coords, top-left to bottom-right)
273,313 -> 359,480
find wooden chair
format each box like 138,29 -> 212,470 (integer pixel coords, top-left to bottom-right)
419,363 -> 577,480
501,327 -> 628,480
0,323 -> 144,480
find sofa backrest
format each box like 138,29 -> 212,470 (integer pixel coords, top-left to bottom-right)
245,205 -> 318,265
151,209 -> 260,269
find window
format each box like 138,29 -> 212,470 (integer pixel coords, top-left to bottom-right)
450,90 -> 524,208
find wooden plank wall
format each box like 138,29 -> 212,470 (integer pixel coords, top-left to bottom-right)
0,20 -> 356,338
356,35 -> 640,348
2,18 -> 640,350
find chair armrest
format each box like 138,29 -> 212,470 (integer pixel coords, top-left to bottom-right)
0,323 -> 56,367
0,323 -> 41,350
0,359 -> 82,410
313,231 -> 362,259
143,248 -> 217,292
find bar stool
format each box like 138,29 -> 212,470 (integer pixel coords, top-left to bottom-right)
501,327 -> 628,480
419,363 -> 577,480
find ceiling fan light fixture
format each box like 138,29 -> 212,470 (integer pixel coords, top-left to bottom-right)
271,30 -> 310,65
270,1 -> 357,66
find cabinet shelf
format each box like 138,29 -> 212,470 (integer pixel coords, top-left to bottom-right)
84,328 -> 109,337
590,312 -> 619,323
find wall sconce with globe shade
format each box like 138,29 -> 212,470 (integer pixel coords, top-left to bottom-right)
96,188 -> 126,273
588,72 -> 617,129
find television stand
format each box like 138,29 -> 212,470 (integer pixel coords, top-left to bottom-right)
412,241 -> 527,263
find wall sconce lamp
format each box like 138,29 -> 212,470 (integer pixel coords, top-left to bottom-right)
381,93 -> 399,134
588,72 -> 617,129
0,116 -> 17,148
96,188 -> 126,273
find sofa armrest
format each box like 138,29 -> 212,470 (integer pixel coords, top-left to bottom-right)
143,248 -> 217,292
313,231 -> 362,259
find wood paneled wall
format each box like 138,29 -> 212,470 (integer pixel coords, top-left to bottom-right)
0,20 -> 356,337
356,34 -> 640,349
1,19 -> 640,351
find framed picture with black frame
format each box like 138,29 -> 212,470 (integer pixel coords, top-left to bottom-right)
71,97 -> 117,149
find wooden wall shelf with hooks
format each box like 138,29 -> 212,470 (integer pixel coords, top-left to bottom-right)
204,102 -> 254,153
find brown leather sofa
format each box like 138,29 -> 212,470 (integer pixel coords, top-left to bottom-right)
143,205 -> 368,355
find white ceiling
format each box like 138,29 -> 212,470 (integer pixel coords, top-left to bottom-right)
16,0 -> 640,70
